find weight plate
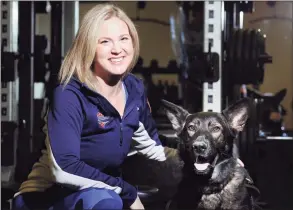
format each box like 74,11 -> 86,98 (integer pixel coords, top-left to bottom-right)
225,27 -> 270,85
228,30 -> 237,63
233,29 -> 241,82
236,29 -> 243,63
243,29 -> 251,62
241,29 -> 250,83
255,31 -> 265,83
250,29 -> 257,64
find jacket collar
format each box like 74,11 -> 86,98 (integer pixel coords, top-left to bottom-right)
67,74 -> 144,115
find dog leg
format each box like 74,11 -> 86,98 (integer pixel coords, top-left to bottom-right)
220,166 -> 247,209
199,194 -> 221,209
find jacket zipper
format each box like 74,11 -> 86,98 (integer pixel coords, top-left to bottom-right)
119,101 -> 137,147
119,122 -> 123,146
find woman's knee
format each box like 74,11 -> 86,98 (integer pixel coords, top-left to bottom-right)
65,188 -> 123,210
12,195 -> 28,210
90,188 -> 122,210
92,197 -> 123,209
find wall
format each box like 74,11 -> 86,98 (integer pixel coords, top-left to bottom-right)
243,2 -> 293,129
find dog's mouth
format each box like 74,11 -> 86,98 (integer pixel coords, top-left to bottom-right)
193,155 -> 219,174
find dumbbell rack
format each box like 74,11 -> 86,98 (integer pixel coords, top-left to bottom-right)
1,1 -> 19,123
1,1 -> 19,182
1,2 -> 20,210
202,1 -> 222,113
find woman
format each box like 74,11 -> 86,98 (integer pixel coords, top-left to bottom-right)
13,3 -> 166,210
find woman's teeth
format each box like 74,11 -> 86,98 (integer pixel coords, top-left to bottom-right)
110,57 -> 123,63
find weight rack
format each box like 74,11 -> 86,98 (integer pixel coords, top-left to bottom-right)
1,0 -> 79,186
202,1 -> 222,113
1,1 -> 19,178
1,1 -> 19,123
1,2 -> 20,209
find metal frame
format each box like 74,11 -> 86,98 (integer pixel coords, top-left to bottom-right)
33,1 -> 79,104
62,1 -> 79,57
1,2 -> 19,187
40,1 -> 79,112
202,1 -> 222,113
1,1 -> 19,123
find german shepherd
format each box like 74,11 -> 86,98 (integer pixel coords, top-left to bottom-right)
161,98 -> 260,210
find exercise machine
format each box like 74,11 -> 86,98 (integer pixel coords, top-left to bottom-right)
1,1 -> 79,208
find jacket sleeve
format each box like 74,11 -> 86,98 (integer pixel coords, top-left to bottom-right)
45,86 -> 137,207
131,86 -> 166,161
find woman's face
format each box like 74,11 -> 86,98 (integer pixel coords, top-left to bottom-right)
94,17 -> 134,77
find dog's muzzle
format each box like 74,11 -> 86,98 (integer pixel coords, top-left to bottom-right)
193,154 -> 219,173
191,140 -> 212,173
189,136 -> 219,174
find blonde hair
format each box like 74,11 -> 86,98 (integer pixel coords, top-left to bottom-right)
58,3 -> 140,91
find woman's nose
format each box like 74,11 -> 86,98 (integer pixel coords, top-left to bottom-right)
111,43 -> 122,54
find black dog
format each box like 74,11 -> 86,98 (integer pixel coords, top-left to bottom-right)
247,87 -> 287,136
161,98 -> 259,210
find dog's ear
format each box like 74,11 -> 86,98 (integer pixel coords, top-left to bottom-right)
161,99 -> 189,134
273,88 -> 287,104
222,98 -> 251,132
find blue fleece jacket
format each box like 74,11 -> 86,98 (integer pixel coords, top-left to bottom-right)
15,74 -> 166,207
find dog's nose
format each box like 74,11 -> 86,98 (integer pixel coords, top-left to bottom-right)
192,141 -> 208,153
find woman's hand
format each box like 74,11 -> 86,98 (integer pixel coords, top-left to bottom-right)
130,195 -> 145,210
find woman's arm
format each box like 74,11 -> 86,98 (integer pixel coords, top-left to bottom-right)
45,86 -> 137,207
131,86 -> 166,161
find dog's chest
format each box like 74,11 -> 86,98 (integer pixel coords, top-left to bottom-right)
199,181 -> 247,209
199,190 -> 242,209
177,176 -> 246,210
199,193 -> 221,209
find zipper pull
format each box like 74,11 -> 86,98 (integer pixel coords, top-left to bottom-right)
120,123 -> 123,146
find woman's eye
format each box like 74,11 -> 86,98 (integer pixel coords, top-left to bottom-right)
121,37 -> 129,41
187,124 -> 196,131
100,40 -> 108,44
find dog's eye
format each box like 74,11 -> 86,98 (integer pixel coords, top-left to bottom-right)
212,126 -> 221,132
187,124 -> 196,131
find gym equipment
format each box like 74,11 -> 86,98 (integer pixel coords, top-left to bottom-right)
2,52 -> 17,82
168,2 -> 273,114
226,29 -> 272,85
169,3 -> 220,84
2,2 -> 79,209
34,35 -> 50,82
